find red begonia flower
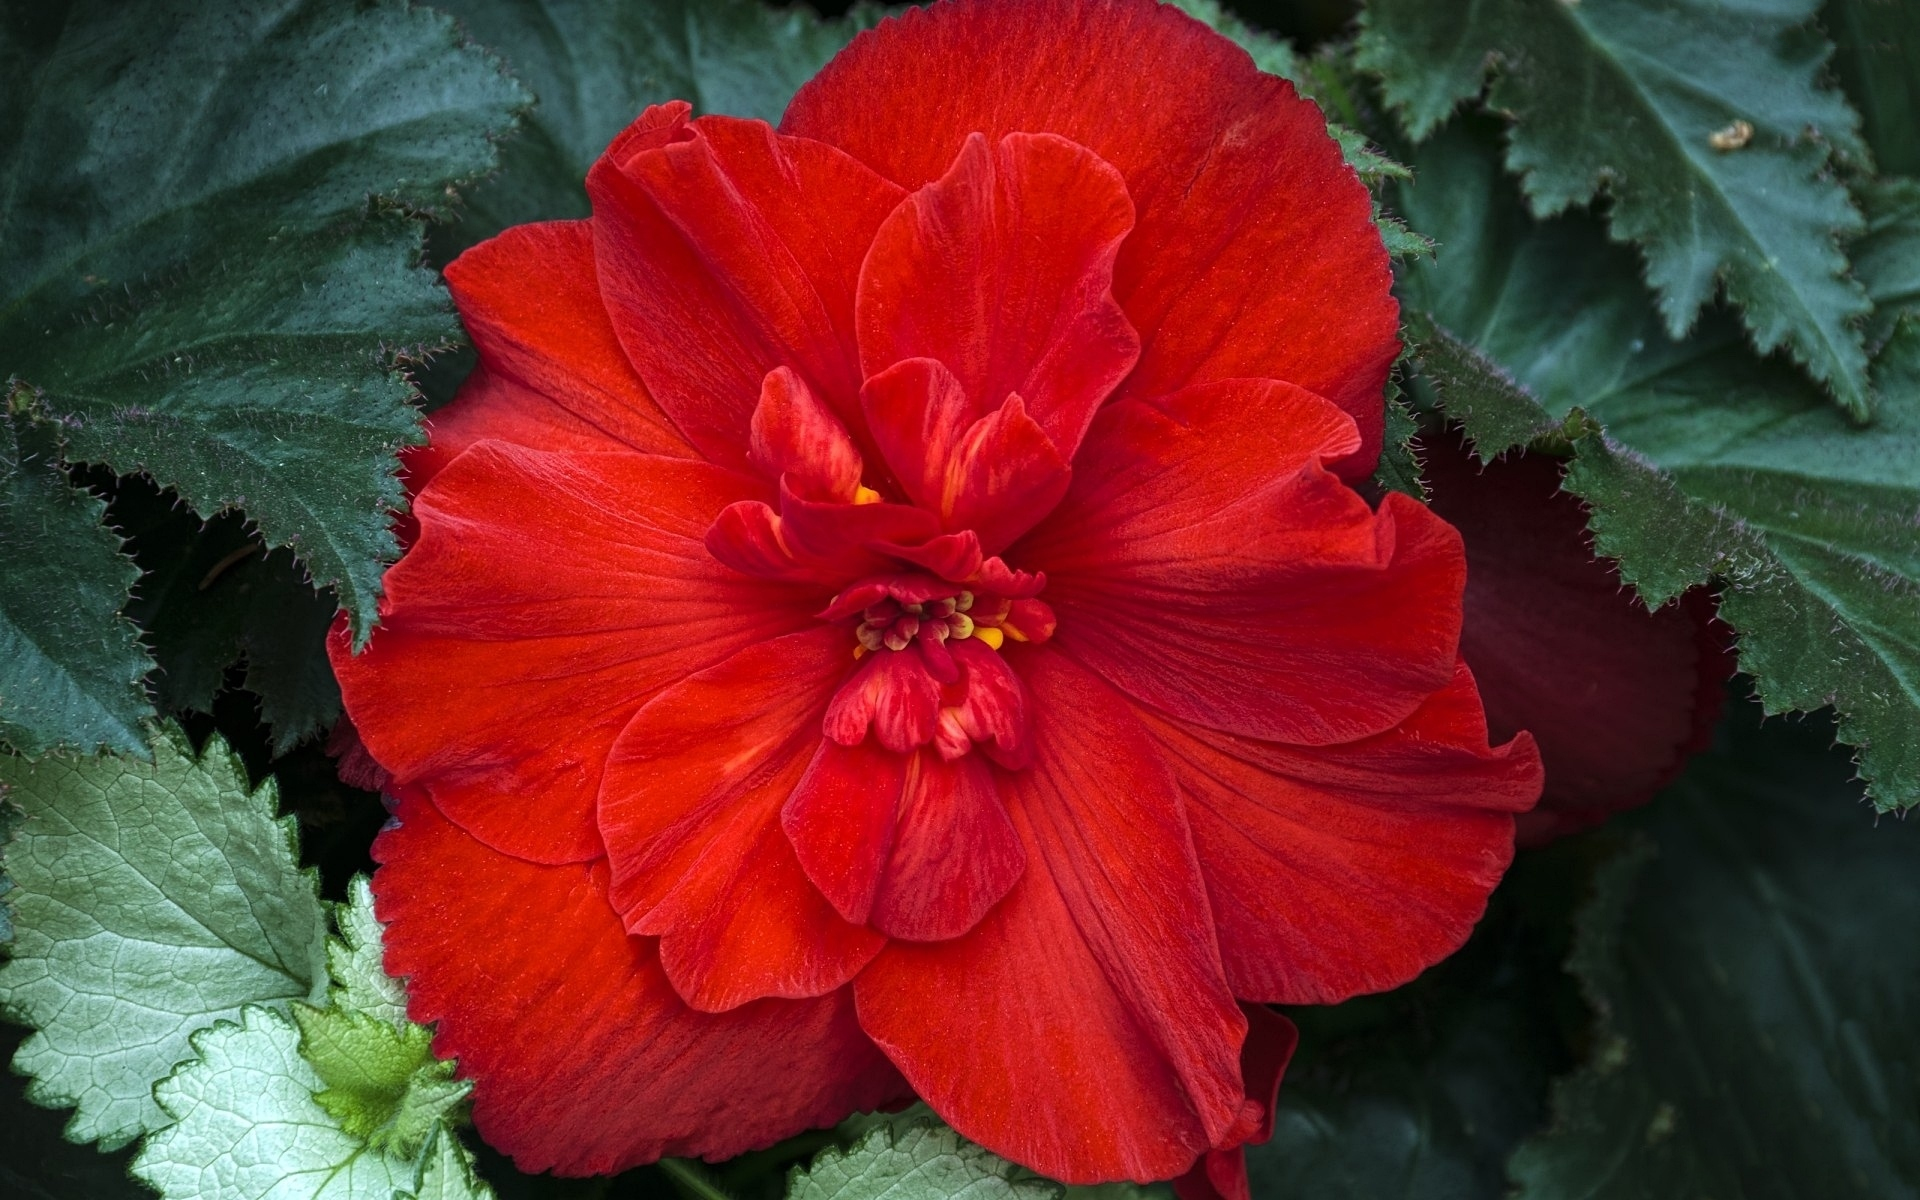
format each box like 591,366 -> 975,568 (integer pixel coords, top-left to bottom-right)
329,0 -> 1543,1186
1419,432 -> 1731,846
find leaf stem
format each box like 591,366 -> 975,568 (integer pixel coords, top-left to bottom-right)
659,1157 -> 734,1200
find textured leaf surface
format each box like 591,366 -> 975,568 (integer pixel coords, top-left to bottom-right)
0,0 -> 528,640
0,1028 -> 150,1200
430,0 -> 880,255
0,795 -> 17,946
1359,0 -> 1874,417
1509,704 -> 1920,1197
327,877 -> 410,1031
404,1130 -> 493,1200
0,412 -> 152,757
0,724 -> 327,1148
1398,125 -> 1920,809
789,1117 -> 1059,1200
134,1006 -> 420,1200
292,1006 -> 466,1160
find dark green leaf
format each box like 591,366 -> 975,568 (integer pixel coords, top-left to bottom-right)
0,409 -> 152,757
1397,123 -> 1920,811
1508,703 -> 1920,1197
1249,858 -> 1577,1200
1358,0 -> 1875,418
0,0 -> 528,642
430,0 -> 881,258
113,478 -> 340,756
1827,0 -> 1920,174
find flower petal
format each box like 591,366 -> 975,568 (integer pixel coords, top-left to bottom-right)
1139,662 -> 1542,1004
854,648 -> 1245,1184
588,104 -> 907,470
869,751 -> 1024,943
784,0 -> 1397,473
1172,1005 -> 1300,1200
330,443 -> 813,864
406,367 -> 619,491
1025,381 -> 1459,745
855,131 -> 1138,462
598,628 -> 885,1012
373,792 -> 905,1176
782,738 -> 908,926
1420,435 -> 1732,844
442,220 -> 693,460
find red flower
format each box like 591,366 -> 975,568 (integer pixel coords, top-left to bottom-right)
330,0 -> 1542,1186
1419,433 -> 1731,845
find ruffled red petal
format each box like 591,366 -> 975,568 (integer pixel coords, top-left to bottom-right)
597,629 -> 883,1011
1171,1004 -> 1299,1200
441,220 -> 693,460
854,648 -> 1246,1184
1025,381 -> 1460,745
855,130 -> 1138,462
588,104 -> 906,471
1142,661 -> 1540,1004
373,792 -> 905,1176
1419,435 -> 1731,844
783,0 -> 1397,474
329,444 -> 815,864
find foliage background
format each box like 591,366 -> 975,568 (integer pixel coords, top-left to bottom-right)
2,0 -> 1915,1198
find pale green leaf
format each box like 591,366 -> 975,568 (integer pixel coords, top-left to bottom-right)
0,410 -> 153,758
0,0 -> 529,641
133,1006 -> 420,1200
1396,123 -> 1920,809
1359,0 -> 1875,418
402,1129 -> 494,1200
1508,705 -> 1920,1197
789,1116 -> 1060,1200
0,724 -> 327,1148
327,877 -> 409,1031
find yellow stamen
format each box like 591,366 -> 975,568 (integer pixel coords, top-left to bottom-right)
1002,624 -> 1029,643
853,485 -> 883,505
974,626 -> 1005,651
853,644 -> 868,660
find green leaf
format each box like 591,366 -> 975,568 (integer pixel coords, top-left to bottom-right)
1508,703 -> 1920,1197
0,1030 -> 151,1200
0,795 -> 17,946
404,1128 -> 494,1200
430,0 -> 881,256
1358,0 -> 1875,418
0,724 -> 327,1148
292,1006 -> 467,1160
789,1115 -> 1061,1200
112,479 -> 340,756
0,410 -> 153,757
1828,0 -> 1920,174
1370,382 -> 1426,500
133,1006 -> 423,1200
1397,123 -> 1920,810
0,0 -> 529,642
327,877 -> 410,1031
1248,857 -> 1577,1200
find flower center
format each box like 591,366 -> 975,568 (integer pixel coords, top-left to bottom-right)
854,591 -> 1007,656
